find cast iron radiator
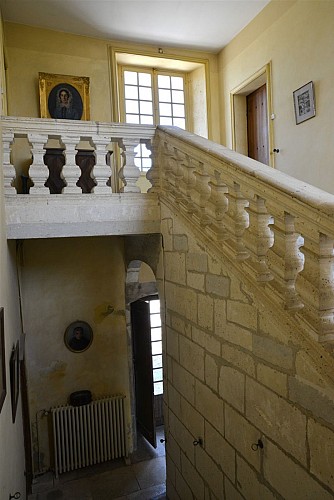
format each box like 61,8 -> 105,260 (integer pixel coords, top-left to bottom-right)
51,395 -> 128,476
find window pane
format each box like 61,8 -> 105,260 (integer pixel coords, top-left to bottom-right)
153,368 -> 163,382
173,118 -> 186,129
150,314 -> 161,328
125,85 -> 138,99
151,327 -> 162,341
134,157 -> 142,168
159,89 -> 171,103
140,115 -> 154,125
139,72 -> 152,86
171,76 -> 184,90
139,86 -> 152,100
141,144 -> 151,158
124,71 -> 138,85
172,90 -> 184,104
140,101 -> 153,115
152,355 -> 162,368
160,116 -> 173,125
141,158 -> 152,170
125,100 -> 139,114
158,75 -> 171,88
172,104 -> 185,117
150,300 -> 160,313
154,381 -> 163,395
126,114 -> 140,124
151,340 -> 162,355
160,103 -> 172,116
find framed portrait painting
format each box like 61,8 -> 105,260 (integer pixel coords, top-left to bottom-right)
0,308 -> 6,414
39,72 -> 90,120
64,320 -> 93,353
293,81 -> 315,125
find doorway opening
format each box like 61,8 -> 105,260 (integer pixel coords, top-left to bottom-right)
230,63 -> 274,167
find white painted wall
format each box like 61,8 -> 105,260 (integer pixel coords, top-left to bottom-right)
219,0 -> 334,193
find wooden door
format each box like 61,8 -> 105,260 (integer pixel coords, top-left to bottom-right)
247,84 -> 269,165
131,299 -> 156,448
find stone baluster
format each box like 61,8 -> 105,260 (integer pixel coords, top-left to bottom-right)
296,232 -> 334,343
28,133 -> 49,195
207,170 -> 229,241
3,131 -> 16,194
91,135 -> 112,194
118,138 -> 141,192
169,147 -> 184,204
180,154 -> 197,214
192,160 -> 211,226
145,140 -> 160,193
267,211 -> 304,310
62,135 -> 81,194
244,194 -> 274,282
225,182 -> 249,260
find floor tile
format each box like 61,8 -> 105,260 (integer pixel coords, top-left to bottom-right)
133,456 -> 166,490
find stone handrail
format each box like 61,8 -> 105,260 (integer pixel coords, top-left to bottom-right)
154,126 -> 334,346
2,116 -> 156,194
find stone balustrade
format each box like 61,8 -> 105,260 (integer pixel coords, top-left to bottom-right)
2,116 -> 155,195
3,117 -> 334,346
154,126 -> 334,346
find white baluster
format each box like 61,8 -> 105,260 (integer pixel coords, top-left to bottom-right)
28,133 -> 49,195
267,212 -> 303,310
296,233 -> 334,342
91,135 -> 112,194
119,138 -> 141,193
3,131 -> 16,194
192,161 -> 211,226
245,194 -> 274,282
145,140 -> 159,193
207,170 -> 229,241
226,182 -> 249,260
62,136 -> 81,194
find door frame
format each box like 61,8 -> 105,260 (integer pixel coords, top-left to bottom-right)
230,62 -> 275,167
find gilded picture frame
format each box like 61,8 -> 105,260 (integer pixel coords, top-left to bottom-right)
64,320 -> 93,353
39,72 -> 90,120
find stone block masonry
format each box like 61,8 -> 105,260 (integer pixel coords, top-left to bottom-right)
160,205 -> 334,499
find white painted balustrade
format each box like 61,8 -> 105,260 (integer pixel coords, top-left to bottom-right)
3,117 -> 334,346
154,126 -> 334,346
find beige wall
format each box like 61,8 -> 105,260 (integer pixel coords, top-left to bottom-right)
161,201 -> 334,499
4,23 -> 220,141
20,236 -> 130,472
0,15 -> 26,500
218,0 -> 334,193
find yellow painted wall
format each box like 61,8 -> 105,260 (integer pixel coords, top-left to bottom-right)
219,0 -> 334,193
0,14 -> 26,500
21,236 -> 130,473
4,22 -> 220,141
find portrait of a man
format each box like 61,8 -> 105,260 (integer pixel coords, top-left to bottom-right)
64,321 -> 93,353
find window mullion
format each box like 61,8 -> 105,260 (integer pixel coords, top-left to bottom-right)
152,70 -> 160,125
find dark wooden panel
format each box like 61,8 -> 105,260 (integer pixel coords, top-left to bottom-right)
247,84 -> 269,165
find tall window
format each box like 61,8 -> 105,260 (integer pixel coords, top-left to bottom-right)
121,67 -> 188,171
149,298 -> 163,395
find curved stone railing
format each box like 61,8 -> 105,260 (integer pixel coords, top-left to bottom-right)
2,116 -> 155,194
154,126 -> 334,346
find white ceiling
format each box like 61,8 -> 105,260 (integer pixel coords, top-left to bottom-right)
0,0 -> 270,52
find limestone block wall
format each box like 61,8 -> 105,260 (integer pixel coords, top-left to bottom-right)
160,203 -> 334,499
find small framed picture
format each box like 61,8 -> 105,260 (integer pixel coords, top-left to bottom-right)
0,308 -> 6,414
39,72 -> 90,120
10,341 -> 20,423
293,81 -> 315,125
64,320 -> 93,353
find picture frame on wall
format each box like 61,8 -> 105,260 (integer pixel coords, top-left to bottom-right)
10,341 -> 20,423
293,81 -> 315,125
0,308 -> 6,414
64,320 -> 93,353
39,72 -> 90,120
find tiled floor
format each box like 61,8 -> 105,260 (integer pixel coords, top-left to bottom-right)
29,427 -> 166,500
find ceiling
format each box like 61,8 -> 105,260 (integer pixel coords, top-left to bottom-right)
0,0 -> 270,52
